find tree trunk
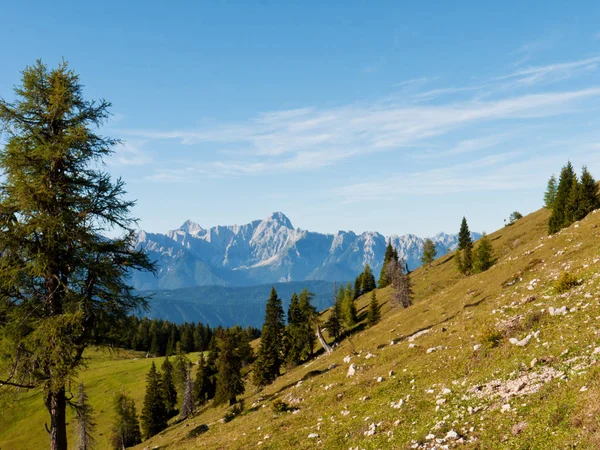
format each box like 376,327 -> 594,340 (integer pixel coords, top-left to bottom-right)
47,387 -> 68,450
316,325 -> 333,354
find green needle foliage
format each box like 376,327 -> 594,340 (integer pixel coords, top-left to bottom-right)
367,291 -> 381,326
252,287 -> 285,387
378,242 -> 399,288
160,356 -> 178,417
421,238 -> 437,267
141,362 -> 168,439
456,217 -> 473,274
110,393 -> 141,450
214,331 -> 245,406
473,232 -> 494,273
0,61 -> 154,450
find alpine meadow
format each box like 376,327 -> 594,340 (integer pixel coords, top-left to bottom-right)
2,2 -> 600,450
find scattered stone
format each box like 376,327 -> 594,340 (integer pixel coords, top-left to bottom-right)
307,433 -> 319,439
377,376 -> 384,383
347,364 -> 356,377
580,386 -> 588,392
549,306 -> 568,316
501,404 -> 511,413
364,422 -> 377,436
445,430 -> 460,440
343,355 -> 352,364
511,422 -> 528,435
509,334 -> 532,347
365,352 -> 376,359
473,344 -> 482,351
390,399 -> 404,409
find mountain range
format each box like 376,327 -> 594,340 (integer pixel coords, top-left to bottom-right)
132,212 -> 480,291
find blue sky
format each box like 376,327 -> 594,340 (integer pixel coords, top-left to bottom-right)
2,1 -> 600,237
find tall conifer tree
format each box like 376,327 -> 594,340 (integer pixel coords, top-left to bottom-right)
252,287 -> 285,387
549,162 -> 577,233
378,242 -> 398,288
161,356 -> 177,416
214,331 -> 244,406
141,362 -> 168,439
0,61 -> 154,450
110,394 -> 141,450
367,291 -> 381,326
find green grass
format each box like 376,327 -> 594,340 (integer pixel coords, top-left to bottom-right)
4,207 -> 600,449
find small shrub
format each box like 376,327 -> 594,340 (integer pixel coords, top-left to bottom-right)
186,424 -> 209,438
554,272 -> 580,294
271,399 -> 288,413
523,310 -> 543,330
223,402 -> 243,423
479,324 -> 503,348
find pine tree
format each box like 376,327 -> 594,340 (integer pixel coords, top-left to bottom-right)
173,342 -> 191,394
252,287 -> 285,387
341,282 -> 357,327
74,383 -> 96,450
575,166 -> 600,220
456,217 -> 473,274
378,242 -> 398,288
324,287 -> 343,341
549,162 -> 577,234
214,332 -> 245,406
0,61 -> 154,450
473,232 -> 494,273
421,238 -> 437,267
298,289 -> 317,360
367,291 -> 381,326
180,368 -> 194,418
193,355 -> 211,405
160,356 -> 177,417
285,293 -> 304,366
544,174 -> 558,208
141,362 -> 168,439
110,394 -> 141,450
361,265 -> 377,293
353,275 -> 362,299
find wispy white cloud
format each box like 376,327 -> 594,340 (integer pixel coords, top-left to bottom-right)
108,141 -> 152,166
118,55 -> 600,181
494,55 -> 600,86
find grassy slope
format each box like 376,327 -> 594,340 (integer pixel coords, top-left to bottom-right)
3,207 -> 600,449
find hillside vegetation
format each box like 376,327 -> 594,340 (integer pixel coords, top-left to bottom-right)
3,206 -> 600,449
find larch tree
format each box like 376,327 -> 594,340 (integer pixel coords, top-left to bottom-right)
421,238 -> 437,267
0,61 -> 154,450
110,393 -> 141,450
252,287 -> 285,387
387,258 -> 413,308
544,174 -> 558,208
473,232 -> 494,273
141,362 -> 168,439
74,382 -> 96,450
341,282 -> 357,327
